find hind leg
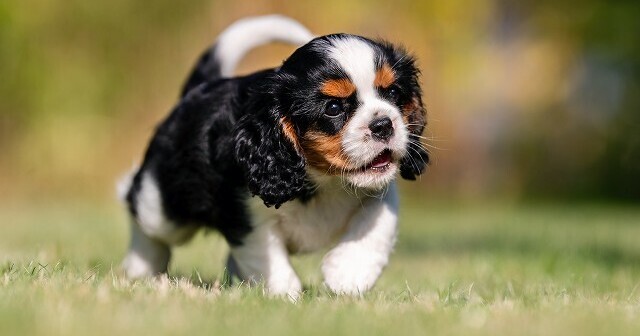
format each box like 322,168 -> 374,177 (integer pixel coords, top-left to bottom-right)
121,172 -> 197,278
122,220 -> 171,278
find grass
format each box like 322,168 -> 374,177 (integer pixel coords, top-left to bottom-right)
1,197 -> 640,335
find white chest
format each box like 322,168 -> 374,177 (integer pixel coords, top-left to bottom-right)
248,183 -> 365,253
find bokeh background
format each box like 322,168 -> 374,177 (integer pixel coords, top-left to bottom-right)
1,0 -> 639,204
2,2 -> 640,334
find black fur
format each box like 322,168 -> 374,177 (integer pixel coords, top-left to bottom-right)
180,46 -> 222,98
233,88 -> 308,209
125,33 -> 428,246
127,72 -> 272,245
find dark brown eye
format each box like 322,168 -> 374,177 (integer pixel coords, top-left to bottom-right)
386,87 -> 400,102
325,100 -> 343,117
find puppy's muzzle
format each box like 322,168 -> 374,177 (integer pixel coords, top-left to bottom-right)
369,117 -> 394,142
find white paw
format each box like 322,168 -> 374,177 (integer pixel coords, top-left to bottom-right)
321,246 -> 386,296
121,250 -> 169,279
266,272 -> 303,302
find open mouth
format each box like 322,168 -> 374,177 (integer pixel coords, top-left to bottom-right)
362,149 -> 393,172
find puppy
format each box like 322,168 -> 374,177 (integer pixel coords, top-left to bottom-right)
120,15 -> 428,298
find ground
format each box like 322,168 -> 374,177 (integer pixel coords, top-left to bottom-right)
1,195 -> 640,335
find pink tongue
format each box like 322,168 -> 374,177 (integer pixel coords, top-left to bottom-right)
370,151 -> 392,168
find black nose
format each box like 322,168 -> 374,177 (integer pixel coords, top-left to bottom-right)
369,117 -> 394,142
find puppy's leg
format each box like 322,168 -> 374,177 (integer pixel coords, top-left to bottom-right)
322,182 -> 399,296
121,219 -> 171,278
229,224 -> 302,300
122,171 -> 201,278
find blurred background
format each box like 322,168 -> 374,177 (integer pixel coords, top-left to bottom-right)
1,0 -> 639,204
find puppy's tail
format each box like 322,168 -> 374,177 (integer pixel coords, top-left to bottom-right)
181,15 -> 314,96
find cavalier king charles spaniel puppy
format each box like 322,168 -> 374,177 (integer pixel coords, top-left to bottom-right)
119,15 -> 428,299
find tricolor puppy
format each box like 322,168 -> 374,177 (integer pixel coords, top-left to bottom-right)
119,15 -> 429,299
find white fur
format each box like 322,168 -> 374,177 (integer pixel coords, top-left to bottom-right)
322,182 -> 399,295
135,172 -> 196,245
216,15 -> 314,77
326,36 -> 409,189
249,176 -> 363,254
242,176 -> 398,297
235,177 -> 363,299
121,220 -> 171,278
116,166 -> 137,202
121,172 -> 196,278
229,224 -> 302,300
328,37 -> 377,100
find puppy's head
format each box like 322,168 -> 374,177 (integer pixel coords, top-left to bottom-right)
235,34 -> 428,207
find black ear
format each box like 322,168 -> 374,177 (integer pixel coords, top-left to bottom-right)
394,52 -> 430,180
234,105 -> 307,208
400,134 -> 430,180
399,93 -> 430,180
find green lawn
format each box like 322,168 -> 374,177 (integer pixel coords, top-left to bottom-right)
1,198 -> 640,335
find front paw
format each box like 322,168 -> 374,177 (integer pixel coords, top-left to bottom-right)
266,272 -> 303,302
321,246 -> 386,296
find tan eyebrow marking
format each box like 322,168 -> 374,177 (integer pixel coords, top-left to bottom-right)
320,78 -> 356,98
374,64 -> 395,88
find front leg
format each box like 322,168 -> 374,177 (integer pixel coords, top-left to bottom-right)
229,223 -> 302,300
322,182 -> 399,295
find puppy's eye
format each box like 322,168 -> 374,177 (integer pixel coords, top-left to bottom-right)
386,87 -> 400,102
325,100 -> 343,117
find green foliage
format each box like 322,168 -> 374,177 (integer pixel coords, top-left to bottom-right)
0,0 -> 207,123
1,0 -> 638,200
516,0 -> 640,199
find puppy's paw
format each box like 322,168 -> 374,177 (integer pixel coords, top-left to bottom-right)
321,245 -> 386,296
121,249 -> 169,279
266,272 -> 303,302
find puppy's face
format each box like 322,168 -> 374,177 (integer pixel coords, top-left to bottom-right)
276,34 -> 427,190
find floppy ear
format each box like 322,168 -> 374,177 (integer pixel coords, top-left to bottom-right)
234,104 -> 307,208
396,56 -> 430,180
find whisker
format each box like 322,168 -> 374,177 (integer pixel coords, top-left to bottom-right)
404,148 -> 426,180
407,145 -> 430,164
411,135 -> 447,142
410,139 -> 445,151
405,146 -> 422,172
408,141 -> 425,154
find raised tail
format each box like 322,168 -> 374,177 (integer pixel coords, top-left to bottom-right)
181,15 -> 314,96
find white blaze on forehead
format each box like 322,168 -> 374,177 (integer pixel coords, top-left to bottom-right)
327,37 -> 377,99
326,36 -> 409,178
